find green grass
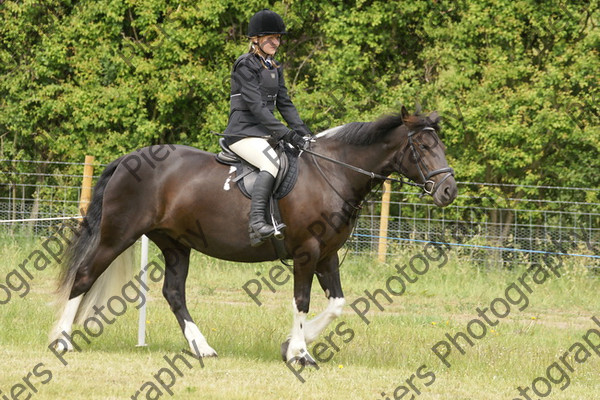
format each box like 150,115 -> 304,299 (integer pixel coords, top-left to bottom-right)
0,234 -> 598,399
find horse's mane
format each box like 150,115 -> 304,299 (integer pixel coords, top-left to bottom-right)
329,111 -> 441,146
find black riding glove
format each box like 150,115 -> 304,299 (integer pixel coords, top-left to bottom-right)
296,125 -> 313,137
283,130 -> 308,150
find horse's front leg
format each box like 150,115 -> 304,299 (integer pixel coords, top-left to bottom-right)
282,257 -> 317,365
149,234 -> 217,357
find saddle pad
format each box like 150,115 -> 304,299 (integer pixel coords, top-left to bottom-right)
219,146 -> 300,199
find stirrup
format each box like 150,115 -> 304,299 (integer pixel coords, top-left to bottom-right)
272,222 -> 286,240
269,213 -> 286,240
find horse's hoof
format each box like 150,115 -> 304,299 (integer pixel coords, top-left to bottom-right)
188,339 -> 218,358
201,349 -> 219,358
285,353 -> 318,367
296,354 -> 318,367
51,340 -> 73,354
281,340 -> 318,367
197,347 -> 218,358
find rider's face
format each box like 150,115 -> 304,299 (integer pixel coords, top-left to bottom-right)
258,35 -> 281,56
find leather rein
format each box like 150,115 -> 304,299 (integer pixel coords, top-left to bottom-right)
304,126 -> 455,200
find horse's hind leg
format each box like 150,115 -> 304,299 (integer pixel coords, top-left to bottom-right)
149,233 -> 217,357
282,253 -> 345,362
304,253 -> 345,344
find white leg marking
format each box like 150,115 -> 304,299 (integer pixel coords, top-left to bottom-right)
50,294 -> 84,351
304,297 -> 346,344
184,320 -> 217,357
286,299 -> 313,363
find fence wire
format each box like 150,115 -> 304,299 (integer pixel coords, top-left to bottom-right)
2,160 -> 599,269
349,181 -> 599,269
1,159 -> 103,235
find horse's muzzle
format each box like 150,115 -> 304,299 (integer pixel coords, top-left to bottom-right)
431,173 -> 458,207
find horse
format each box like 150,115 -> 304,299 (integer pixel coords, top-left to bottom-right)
50,106 -> 457,365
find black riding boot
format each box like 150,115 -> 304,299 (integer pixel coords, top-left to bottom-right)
249,171 -> 285,247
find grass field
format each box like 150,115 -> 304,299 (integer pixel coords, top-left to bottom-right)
0,234 -> 598,400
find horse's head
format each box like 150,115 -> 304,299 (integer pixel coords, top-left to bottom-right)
393,107 -> 457,207
313,107 -> 457,207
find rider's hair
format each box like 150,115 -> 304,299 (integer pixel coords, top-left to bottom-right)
248,37 -> 281,69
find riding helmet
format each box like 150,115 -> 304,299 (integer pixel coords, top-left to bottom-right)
247,9 -> 287,37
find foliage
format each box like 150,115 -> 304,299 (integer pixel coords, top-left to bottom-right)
1,0 -> 598,202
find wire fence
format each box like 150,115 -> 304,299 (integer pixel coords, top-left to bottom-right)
350,182 -> 600,270
0,159 -> 102,234
2,159 -> 599,269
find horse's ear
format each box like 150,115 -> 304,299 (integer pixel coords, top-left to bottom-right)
429,111 -> 440,123
415,102 -> 422,115
401,106 -> 409,120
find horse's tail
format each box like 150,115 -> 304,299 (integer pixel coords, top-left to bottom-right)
73,245 -> 136,324
54,156 -> 136,323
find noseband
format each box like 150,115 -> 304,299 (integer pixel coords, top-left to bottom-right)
406,127 -> 455,195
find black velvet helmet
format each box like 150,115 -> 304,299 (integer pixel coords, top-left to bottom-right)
247,9 -> 287,37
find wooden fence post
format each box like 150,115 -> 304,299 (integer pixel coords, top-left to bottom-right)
79,155 -> 95,216
377,180 -> 392,262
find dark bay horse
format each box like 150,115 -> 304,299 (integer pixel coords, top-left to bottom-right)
50,107 -> 457,365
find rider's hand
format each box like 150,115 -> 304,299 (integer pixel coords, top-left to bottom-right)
283,130 -> 308,150
297,125 -> 312,137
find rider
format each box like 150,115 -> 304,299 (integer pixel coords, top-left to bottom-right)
224,9 -> 311,246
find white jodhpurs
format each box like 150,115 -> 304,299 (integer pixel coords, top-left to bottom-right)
229,137 -> 280,178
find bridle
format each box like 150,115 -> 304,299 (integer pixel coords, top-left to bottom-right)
305,125 -> 454,197
404,127 -> 455,195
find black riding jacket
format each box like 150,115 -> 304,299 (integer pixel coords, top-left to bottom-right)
224,52 -> 310,144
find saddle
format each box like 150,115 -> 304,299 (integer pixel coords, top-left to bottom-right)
215,138 -> 299,257
215,138 -> 299,199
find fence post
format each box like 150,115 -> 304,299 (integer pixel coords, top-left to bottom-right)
79,155 -> 95,216
377,180 -> 392,262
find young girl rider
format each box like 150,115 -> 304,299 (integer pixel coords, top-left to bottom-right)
224,9 -> 311,246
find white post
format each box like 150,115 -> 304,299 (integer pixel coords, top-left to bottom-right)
137,235 -> 149,347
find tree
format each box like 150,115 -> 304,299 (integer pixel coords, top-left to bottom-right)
1,0 -> 598,205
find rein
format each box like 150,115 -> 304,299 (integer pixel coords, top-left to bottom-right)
212,130 -> 451,195
302,147 -> 421,189
306,148 -> 365,211
305,145 -> 387,270
303,126 -> 455,207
